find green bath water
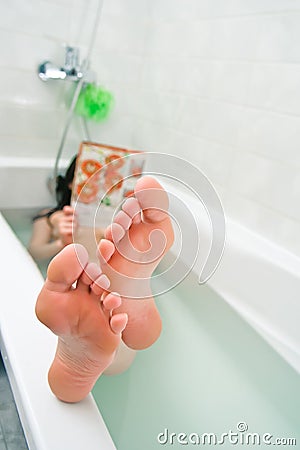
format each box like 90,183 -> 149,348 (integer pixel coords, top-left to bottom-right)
2,208 -> 52,278
93,273 -> 300,450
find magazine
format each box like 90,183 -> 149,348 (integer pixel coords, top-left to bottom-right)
71,141 -> 145,230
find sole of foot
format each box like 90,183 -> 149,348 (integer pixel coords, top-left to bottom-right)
98,176 -> 174,350
36,243 -> 128,402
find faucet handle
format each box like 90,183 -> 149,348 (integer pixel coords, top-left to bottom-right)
64,46 -> 82,78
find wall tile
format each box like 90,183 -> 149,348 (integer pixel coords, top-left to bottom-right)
210,62 -> 251,104
227,0 -> 300,16
256,13 -> 300,63
0,68 -> 65,108
132,90 -> 184,127
92,53 -> 143,86
95,16 -> 149,55
144,21 -> 212,59
150,0 -> 300,20
67,0 -> 103,48
229,152 -> 300,222
103,0 -> 151,18
178,99 -> 242,147
167,133 -> 235,188
237,108 -> 300,167
44,0 -> 97,7
87,115 -> 136,149
1,0 -> 69,42
224,191 -> 300,256
0,29 -> 65,72
0,104 -> 65,140
246,63 -> 300,116
0,136 -> 61,159
141,57 -> 190,93
212,17 -> 262,60
131,119 -> 174,153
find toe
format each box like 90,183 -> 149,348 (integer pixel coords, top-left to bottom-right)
114,210 -> 132,230
98,239 -> 115,263
122,197 -> 141,224
110,313 -> 128,335
132,213 -> 141,224
134,176 -> 169,223
122,197 -> 140,217
46,244 -> 88,293
91,274 -> 110,296
105,223 -> 125,243
102,292 -> 122,311
77,262 -> 102,292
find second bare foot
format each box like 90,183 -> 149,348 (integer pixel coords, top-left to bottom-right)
98,176 -> 174,350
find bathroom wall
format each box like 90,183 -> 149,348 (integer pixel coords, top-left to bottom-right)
130,0 -> 300,257
1,0 -> 300,257
0,0 -> 147,159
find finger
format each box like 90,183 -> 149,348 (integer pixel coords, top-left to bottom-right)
63,205 -> 75,215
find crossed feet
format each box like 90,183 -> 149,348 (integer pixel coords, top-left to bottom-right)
36,176 -> 174,402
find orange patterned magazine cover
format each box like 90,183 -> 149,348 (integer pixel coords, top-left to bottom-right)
71,141 -> 145,228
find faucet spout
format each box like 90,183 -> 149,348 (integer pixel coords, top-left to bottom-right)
38,61 -> 66,81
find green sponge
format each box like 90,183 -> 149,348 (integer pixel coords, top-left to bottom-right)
75,84 -> 114,121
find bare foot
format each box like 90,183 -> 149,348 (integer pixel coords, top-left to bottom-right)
35,244 -> 128,403
98,176 -> 174,350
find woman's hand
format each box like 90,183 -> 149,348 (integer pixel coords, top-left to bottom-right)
51,206 -> 77,247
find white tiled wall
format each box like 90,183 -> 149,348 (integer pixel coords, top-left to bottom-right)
0,0 -> 146,159
1,0 -> 300,256
133,0 -> 300,257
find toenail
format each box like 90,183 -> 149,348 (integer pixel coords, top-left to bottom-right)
114,210 -> 132,230
132,213 -> 141,224
98,239 -> 115,261
111,223 -> 125,242
95,274 -> 110,290
122,197 -> 140,218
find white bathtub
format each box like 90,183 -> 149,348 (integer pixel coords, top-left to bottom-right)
1,157 -> 300,449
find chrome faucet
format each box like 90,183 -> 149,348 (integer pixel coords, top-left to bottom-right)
38,46 -> 83,82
